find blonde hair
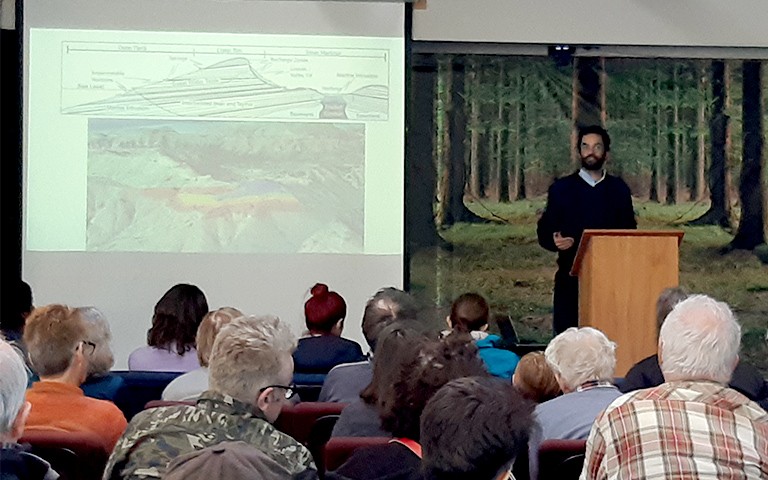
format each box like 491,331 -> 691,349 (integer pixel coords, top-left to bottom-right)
208,315 -> 296,405
24,305 -> 86,377
513,351 -> 561,403
196,307 -> 243,367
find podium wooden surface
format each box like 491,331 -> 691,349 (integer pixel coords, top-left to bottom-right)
571,230 -> 684,377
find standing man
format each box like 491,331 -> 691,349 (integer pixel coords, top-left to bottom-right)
537,125 -> 636,333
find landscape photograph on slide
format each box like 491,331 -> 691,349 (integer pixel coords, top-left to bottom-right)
86,119 -> 365,253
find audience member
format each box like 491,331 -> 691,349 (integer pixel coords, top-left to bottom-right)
0,339 -> 58,480
582,294 -> 768,479
326,335 -> 489,480
293,283 -> 364,383
512,351 -> 561,403
535,327 -> 621,441
162,307 -> 243,402
78,306 -> 125,401
128,283 -> 208,372
332,325 -> 424,438
621,287 -> 768,402
445,293 -> 520,380
421,376 -> 535,480
2,280 -> 33,343
319,287 -> 420,403
2,280 -> 35,378
23,304 -> 127,452
164,441 -> 319,480
104,315 -> 316,480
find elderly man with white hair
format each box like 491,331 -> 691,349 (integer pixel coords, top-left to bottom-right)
581,294 -> 768,479
103,315 -> 316,480
0,339 -> 58,479
535,327 -> 622,441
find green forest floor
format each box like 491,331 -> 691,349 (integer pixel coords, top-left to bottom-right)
409,200 -> 768,377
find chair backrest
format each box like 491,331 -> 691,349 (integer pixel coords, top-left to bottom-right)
323,437 -> 391,473
307,415 -> 340,477
144,399 -> 195,410
20,429 -> 110,480
274,402 -> 347,446
537,439 -> 587,480
111,370 -> 182,420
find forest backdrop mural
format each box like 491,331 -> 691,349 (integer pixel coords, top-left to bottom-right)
407,53 -> 768,375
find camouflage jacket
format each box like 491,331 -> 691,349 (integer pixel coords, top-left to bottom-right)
102,391 -> 315,480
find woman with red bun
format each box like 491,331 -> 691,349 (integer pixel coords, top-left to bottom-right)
292,283 -> 365,385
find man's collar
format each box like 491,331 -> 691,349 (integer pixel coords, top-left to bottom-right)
578,168 -> 606,187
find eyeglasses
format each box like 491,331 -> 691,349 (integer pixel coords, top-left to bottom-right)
259,384 -> 296,400
80,340 -> 96,356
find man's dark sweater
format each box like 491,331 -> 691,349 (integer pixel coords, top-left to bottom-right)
537,171 -> 636,332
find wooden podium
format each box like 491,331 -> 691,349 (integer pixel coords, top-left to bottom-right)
571,229 -> 684,376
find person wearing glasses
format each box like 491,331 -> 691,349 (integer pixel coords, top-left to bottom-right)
536,125 -> 636,334
104,315 -> 316,480
22,304 -> 128,453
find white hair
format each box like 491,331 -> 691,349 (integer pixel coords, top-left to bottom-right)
77,306 -> 115,376
208,315 -> 296,405
0,340 -> 28,434
659,294 -> 740,384
544,327 -> 616,391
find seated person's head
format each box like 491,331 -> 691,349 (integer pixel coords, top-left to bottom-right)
447,293 -> 489,333
659,294 -> 740,384
77,306 -> 116,378
544,327 -> 616,393
24,304 -> 92,385
208,315 -> 296,423
149,283 -> 209,355
360,324 -> 424,406
195,307 -> 243,368
512,351 -> 561,403
0,340 -> 31,443
379,335 -> 489,441
304,283 -> 346,336
361,287 -> 420,353
421,377 -> 535,480
2,280 -> 33,337
656,287 -> 688,332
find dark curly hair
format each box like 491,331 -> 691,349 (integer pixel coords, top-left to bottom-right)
378,334 -> 489,441
147,284 -> 208,355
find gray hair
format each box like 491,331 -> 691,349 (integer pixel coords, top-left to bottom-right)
208,315 -> 296,405
659,294 -> 740,384
544,327 -> 616,391
0,340 -> 28,434
77,306 -> 114,377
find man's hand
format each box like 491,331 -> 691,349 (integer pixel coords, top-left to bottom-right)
553,232 -> 575,250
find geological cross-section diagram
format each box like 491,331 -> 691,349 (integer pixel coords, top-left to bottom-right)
61,41 -> 391,121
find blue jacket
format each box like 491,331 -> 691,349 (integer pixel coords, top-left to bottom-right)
475,334 -> 520,380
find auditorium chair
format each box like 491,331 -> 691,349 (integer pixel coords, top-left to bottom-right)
111,370 -> 182,420
20,429 -> 110,480
144,399 -> 195,410
274,402 -> 346,446
323,437 -> 391,473
537,438 -> 588,480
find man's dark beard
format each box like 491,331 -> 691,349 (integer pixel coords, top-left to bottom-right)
581,155 -> 605,171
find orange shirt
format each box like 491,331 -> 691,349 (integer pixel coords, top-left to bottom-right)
25,381 -> 127,453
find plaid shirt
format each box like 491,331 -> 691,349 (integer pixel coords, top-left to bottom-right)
581,380 -> 768,480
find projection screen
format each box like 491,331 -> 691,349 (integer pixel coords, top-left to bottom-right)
22,0 -> 405,367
